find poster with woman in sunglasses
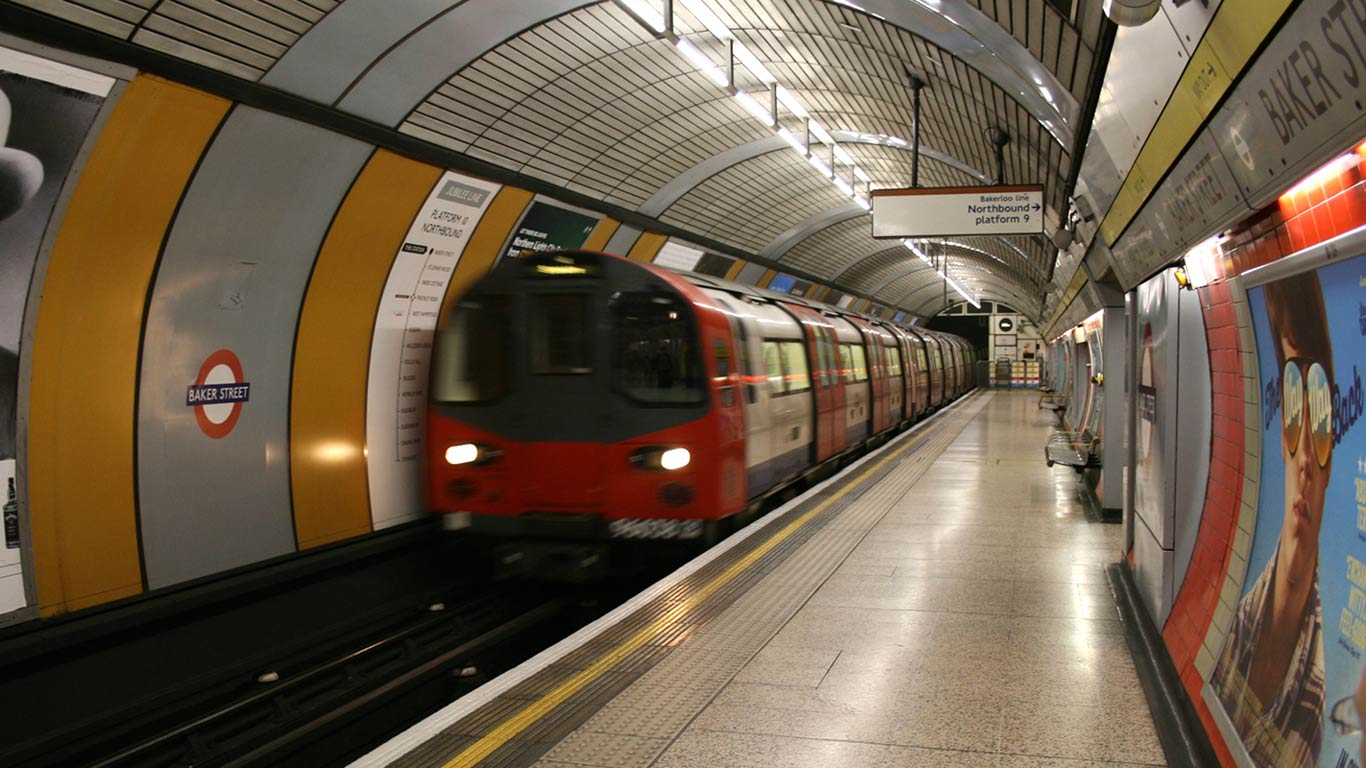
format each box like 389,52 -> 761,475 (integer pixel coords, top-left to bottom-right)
1211,262 -> 1366,767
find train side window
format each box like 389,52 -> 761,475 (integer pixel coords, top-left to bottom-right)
432,296 -> 509,403
849,344 -> 869,382
780,341 -> 810,394
887,345 -> 902,377
532,294 -> 592,374
763,341 -> 785,395
915,344 -> 928,371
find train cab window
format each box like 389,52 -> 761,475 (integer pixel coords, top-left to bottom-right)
763,341 -> 785,395
432,296 -> 510,403
779,341 -> 810,394
816,331 -> 834,388
532,294 -> 592,374
610,292 -> 703,404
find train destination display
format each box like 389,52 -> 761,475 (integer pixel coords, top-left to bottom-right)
871,184 -> 1045,237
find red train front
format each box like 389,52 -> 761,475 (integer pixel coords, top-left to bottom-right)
427,250 -> 746,574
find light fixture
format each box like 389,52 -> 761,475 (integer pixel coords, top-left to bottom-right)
1173,266 -> 1191,290
612,0 -> 873,210
901,239 -> 979,307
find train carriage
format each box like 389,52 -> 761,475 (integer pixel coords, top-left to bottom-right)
427,251 -> 973,570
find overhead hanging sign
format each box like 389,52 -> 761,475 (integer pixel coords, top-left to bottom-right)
871,184 -> 1045,237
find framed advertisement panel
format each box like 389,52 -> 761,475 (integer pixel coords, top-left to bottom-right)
1206,227 -> 1366,767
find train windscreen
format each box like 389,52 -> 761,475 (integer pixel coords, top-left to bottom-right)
610,292 -> 704,405
431,296 -> 510,403
531,294 -> 593,374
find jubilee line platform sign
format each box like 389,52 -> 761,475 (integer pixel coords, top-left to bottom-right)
871,184 -> 1045,237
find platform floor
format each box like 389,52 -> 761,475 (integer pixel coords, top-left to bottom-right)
359,390 -> 1165,768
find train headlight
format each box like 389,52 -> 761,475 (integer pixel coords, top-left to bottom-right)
630,446 -> 691,471
445,443 -> 502,466
660,448 -> 691,470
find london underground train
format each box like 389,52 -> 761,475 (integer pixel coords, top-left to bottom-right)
426,250 -> 974,572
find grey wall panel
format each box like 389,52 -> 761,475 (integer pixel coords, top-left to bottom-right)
261,0 -> 456,105
1134,510 -> 1175,625
603,225 -> 642,255
1100,305 -> 1126,511
336,0 -> 592,126
137,107 -> 372,589
1172,285 -> 1211,591
736,262 -> 767,285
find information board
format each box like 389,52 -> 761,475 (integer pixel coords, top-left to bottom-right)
871,184 -> 1044,237
366,172 -> 499,530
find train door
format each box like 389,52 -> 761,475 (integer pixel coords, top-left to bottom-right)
831,316 -> 870,445
704,293 -> 773,495
883,330 -> 906,425
851,319 -> 890,436
924,333 -> 945,406
779,303 -> 844,462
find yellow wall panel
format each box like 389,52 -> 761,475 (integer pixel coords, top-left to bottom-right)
1098,0 -> 1293,245
440,187 -> 535,321
582,217 -> 619,251
291,150 -> 442,549
626,231 -> 667,262
27,75 -> 229,616
757,269 -> 778,287
724,260 -> 748,281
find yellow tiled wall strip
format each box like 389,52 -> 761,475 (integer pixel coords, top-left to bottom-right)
1099,0 -> 1294,245
28,76 -> 229,616
439,187 -> 536,321
291,150 -> 443,549
626,231 -> 667,262
1044,268 -> 1091,334
582,217 -> 620,250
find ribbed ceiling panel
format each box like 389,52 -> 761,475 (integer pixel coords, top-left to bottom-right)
13,0 -> 1108,317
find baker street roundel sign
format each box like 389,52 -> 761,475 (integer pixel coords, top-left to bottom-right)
186,349 -> 251,439
997,317 -> 1015,333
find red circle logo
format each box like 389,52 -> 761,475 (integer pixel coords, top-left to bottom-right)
187,349 -> 249,439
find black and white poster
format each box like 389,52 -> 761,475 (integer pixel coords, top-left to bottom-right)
0,45 -> 113,613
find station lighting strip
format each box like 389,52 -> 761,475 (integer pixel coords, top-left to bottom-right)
615,0 -> 978,309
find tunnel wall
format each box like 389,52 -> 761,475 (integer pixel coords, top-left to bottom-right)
1146,151 -> 1366,767
5,40 -> 893,622
17,69 -> 638,618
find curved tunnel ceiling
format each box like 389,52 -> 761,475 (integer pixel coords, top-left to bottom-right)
20,0 -> 1110,322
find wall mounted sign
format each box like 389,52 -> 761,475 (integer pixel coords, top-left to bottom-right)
871,184 -> 1045,237
186,349 -> 250,439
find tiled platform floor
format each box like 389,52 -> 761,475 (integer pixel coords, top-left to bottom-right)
544,391 -> 1164,768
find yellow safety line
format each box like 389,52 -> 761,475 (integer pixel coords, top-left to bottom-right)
441,390 -> 984,767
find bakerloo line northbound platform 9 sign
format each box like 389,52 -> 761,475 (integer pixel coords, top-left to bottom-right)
870,184 -> 1045,238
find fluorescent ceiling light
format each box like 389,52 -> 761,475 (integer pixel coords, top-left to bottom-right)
616,0 -> 666,32
942,273 -> 981,308
775,85 -> 807,117
777,126 -> 807,153
732,41 -> 776,83
808,120 -> 833,146
675,38 -> 729,86
678,0 -> 731,41
733,89 -> 773,124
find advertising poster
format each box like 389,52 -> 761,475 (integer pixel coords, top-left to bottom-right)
0,47 -> 112,614
1210,253 -> 1366,767
499,199 -> 598,262
367,172 -> 499,530
1134,273 -> 1170,542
